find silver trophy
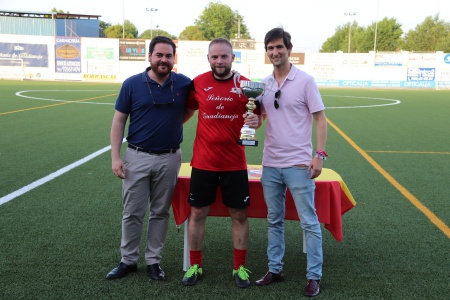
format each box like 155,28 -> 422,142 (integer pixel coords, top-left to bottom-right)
238,80 -> 265,147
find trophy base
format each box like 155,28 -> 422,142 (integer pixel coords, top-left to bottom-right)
238,139 -> 258,147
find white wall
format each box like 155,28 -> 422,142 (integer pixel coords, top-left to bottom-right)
1,34 -> 449,89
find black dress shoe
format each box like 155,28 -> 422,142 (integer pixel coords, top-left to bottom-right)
304,279 -> 321,297
106,262 -> 138,279
254,271 -> 285,286
147,263 -> 165,281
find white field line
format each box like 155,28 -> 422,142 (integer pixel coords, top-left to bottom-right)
322,95 -> 401,109
15,90 -> 117,105
0,139 -> 125,206
2,91 -> 400,206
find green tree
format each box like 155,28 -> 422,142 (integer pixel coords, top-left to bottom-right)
105,25 -> 127,38
348,23 -> 365,52
360,17 -> 403,52
99,20 -> 112,38
139,28 -> 177,40
179,26 -> 207,40
321,18 -> 404,53
321,22 -> 363,53
403,14 -> 450,52
51,8 -> 69,13
321,25 -> 348,52
124,20 -> 138,38
194,1 -> 251,40
99,20 -> 112,32
104,20 -> 138,38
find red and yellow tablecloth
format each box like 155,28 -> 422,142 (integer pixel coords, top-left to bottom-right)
171,163 -> 356,242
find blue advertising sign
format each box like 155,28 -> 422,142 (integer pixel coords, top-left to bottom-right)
55,37 -> 81,73
233,51 -> 242,64
0,43 -> 48,67
407,68 -> 435,81
443,54 -> 450,64
401,81 -> 435,88
340,80 -> 371,87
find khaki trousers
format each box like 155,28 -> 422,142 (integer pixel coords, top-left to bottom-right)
120,147 -> 181,265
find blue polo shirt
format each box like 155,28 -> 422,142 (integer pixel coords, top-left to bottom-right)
115,67 -> 192,150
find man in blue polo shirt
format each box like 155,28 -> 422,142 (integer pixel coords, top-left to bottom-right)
107,36 -> 194,281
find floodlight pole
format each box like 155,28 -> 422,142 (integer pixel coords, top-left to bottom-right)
373,0 -> 380,52
237,17 -> 241,38
146,8 -> 158,39
345,12 -> 356,53
122,0 -> 125,38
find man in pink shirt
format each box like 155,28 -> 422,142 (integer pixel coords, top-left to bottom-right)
249,27 -> 328,297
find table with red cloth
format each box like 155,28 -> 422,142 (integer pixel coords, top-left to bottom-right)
171,163 -> 356,270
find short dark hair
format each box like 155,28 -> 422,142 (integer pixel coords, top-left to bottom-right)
149,36 -> 176,55
208,38 -> 233,51
264,27 -> 293,51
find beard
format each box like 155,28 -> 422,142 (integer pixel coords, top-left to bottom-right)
211,65 -> 232,78
151,62 -> 173,77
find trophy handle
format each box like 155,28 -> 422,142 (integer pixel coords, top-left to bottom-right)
258,82 -> 267,99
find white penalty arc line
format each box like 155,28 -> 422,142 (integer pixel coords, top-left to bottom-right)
322,95 -> 401,109
15,90 -> 117,105
0,139 -> 125,206
16,90 -> 401,109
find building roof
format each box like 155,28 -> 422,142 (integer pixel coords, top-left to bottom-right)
0,10 -> 101,19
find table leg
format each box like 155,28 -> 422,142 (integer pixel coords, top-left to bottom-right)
183,218 -> 190,271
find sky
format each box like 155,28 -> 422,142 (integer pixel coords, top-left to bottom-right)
1,0 -> 449,52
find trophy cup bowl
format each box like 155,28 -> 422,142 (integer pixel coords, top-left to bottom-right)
238,80 -> 265,147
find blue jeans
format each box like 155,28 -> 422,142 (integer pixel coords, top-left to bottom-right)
261,166 -> 323,280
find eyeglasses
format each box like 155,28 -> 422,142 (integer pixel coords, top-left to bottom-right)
146,80 -> 175,106
274,90 -> 281,109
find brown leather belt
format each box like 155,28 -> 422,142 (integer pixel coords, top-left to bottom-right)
295,164 -> 308,167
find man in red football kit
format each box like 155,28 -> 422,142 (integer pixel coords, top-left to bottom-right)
181,38 -> 259,288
